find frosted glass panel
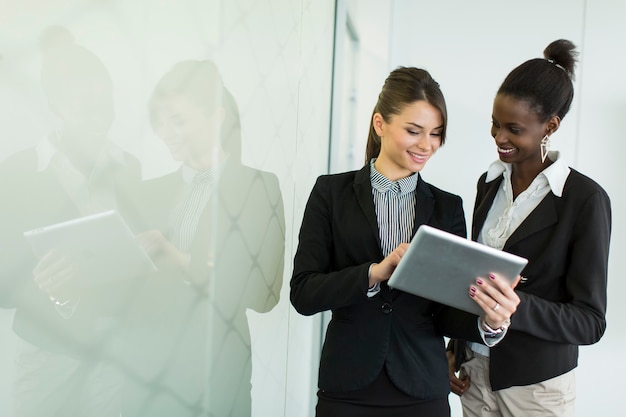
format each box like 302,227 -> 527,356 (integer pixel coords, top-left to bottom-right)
0,1 -> 334,416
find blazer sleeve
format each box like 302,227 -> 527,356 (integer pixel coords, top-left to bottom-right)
512,184 -> 611,345
290,176 -> 373,316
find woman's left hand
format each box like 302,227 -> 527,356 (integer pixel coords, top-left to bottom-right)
470,273 -> 521,329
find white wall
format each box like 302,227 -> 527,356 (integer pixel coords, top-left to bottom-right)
387,1 -> 625,415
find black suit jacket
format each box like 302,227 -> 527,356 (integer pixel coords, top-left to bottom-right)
291,165 -> 481,400
455,168 -> 611,390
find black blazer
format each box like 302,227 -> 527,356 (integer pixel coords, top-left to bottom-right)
455,168 -> 611,390
291,165 -> 481,400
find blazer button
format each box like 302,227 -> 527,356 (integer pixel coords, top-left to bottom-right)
381,302 -> 393,314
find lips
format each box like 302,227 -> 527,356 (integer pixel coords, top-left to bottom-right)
498,147 -> 515,155
408,150 -> 428,163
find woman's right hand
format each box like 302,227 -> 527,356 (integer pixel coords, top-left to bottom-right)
470,272 -> 521,330
136,230 -> 190,272
33,249 -> 81,305
368,243 -> 409,287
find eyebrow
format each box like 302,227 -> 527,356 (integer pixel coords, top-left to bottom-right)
492,117 -> 518,126
406,122 -> 443,130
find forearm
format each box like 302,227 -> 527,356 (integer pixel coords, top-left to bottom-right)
290,263 -> 371,316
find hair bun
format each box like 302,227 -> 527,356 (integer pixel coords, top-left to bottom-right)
543,39 -> 578,80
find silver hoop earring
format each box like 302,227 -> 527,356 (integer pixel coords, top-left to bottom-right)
540,135 -> 550,163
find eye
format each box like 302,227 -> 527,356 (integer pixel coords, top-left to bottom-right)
509,127 -> 521,135
407,129 -> 419,135
491,120 -> 500,129
171,116 -> 186,127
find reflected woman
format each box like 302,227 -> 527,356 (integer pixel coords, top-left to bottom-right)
124,60 -> 285,417
0,26 -> 141,417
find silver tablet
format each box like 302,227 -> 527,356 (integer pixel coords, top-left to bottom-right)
24,210 -> 157,282
388,224 -> 527,316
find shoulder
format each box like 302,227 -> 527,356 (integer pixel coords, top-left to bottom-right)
307,167 -> 364,195
477,171 -> 489,184
145,169 -> 180,183
420,176 -> 463,204
315,169 -> 359,187
221,163 -> 281,191
0,149 -> 39,191
0,148 -> 37,173
121,151 -> 142,176
564,169 -> 610,202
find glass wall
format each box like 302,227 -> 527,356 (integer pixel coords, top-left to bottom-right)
0,1 -> 335,416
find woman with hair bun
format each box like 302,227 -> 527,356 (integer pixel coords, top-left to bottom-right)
448,39 -> 612,417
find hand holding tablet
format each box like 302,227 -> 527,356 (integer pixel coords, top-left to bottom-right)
388,225 -> 527,316
24,210 -> 157,284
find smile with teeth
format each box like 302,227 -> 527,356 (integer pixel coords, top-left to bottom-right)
408,151 -> 427,161
498,147 -> 515,154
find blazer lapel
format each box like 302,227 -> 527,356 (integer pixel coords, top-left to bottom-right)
353,165 -> 382,249
472,177 -> 501,240
504,194 -> 558,250
413,174 -> 434,234
472,174 -> 559,249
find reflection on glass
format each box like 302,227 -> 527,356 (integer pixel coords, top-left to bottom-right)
0,26 -> 142,416
122,60 -> 285,417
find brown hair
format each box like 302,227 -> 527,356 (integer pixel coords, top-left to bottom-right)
365,67 -> 448,164
149,60 -> 241,161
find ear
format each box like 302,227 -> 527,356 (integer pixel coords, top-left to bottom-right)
546,115 -> 561,136
372,112 -> 385,137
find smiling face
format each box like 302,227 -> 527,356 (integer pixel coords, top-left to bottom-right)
152,95 -> 223,170
373,100 -> 443,180
491,93 -> 558,167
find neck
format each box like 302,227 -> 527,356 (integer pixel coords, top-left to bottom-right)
187,149 -> 227,172
510,157 -> 553,198
56,132 -> 107,176
373,156 -> 413,181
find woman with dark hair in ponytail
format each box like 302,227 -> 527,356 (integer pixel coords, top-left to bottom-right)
448,40 -> 612,417
291,67 -> 521,417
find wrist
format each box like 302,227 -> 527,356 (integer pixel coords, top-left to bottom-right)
481,317 -> 511,335
368,263 -> 378,288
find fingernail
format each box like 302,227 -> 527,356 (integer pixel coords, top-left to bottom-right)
489,273 -> 496,280
470,286 -> 477,293
476,278 -> 483,285
469,291 -> 475,298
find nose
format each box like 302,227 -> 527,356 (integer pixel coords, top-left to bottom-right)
156,121 -> 175,142
416,134 -> 433,151
492,126 -> 505,144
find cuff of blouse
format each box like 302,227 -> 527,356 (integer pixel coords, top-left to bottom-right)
478,316 -> 511,347
367,264 -> 381,297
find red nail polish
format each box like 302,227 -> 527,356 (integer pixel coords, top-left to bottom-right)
470,286 -> 477,293
476,278 -> 483,285
489,273 -> 496,280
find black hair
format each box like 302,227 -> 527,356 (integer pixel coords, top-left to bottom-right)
498,39 -> 578,122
